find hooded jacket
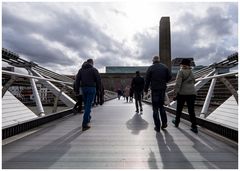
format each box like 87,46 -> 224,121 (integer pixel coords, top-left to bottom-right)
174,66 -> 196,95
144,62 -> 172,91
75,62 -> 101,93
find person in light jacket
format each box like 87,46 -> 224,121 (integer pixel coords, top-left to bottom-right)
172,58 -> 198,133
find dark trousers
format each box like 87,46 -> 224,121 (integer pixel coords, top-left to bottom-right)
73,95 -> 83,112
151,90 -> 167,128
134,91 -> 142,111
175,95 -> 197,128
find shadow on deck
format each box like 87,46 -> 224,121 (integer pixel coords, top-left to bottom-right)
2,98 -> 238,169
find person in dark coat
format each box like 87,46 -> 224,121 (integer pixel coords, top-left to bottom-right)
75,59 -> 101,131
117,89 -> 122,100
131,71 -> 145,113
144,56 -> 172,132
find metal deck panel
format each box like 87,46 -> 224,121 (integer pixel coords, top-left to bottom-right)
2,99 -> 238,169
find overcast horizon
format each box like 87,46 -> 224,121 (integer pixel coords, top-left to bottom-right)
2,2 -> 238,74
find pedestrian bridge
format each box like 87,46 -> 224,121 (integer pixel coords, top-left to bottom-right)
2,98 -> 238,169
2,48 -> 238,169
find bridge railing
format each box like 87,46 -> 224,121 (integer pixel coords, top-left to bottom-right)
2,70 -> 117,125
2,69 -> 118,139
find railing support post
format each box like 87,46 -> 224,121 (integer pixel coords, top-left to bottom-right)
200,72 -> 218,118
28,70 -> 45,116
30,69 -> 75,107
52,85 -> 65,113
219,77 -> 238,103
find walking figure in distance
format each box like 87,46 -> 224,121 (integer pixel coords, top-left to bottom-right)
131,71 -> 144,113
117,89 -> 122,100
144,56 -> 172,132
129,87 -> 133,102
75,59 -> 101,131
172,58 -> 198,133
124,85 -> 130,102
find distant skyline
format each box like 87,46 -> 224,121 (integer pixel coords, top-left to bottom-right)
2,2 -> 238,74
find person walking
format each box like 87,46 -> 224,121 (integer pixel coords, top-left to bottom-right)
144,56 -> 172,132
172,59 -> 198,133
117,89 -> 122,100
75,59 -> 101,131
124,85 -> 130,102
131,71 -> 145,113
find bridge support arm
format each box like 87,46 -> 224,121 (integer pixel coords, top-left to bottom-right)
200,73 -> 217,118
219,77 -> 238,103
52,85 -> 65,113
30,69 -> 75,107
28,70 -> 45,116
2,76 -> 16,97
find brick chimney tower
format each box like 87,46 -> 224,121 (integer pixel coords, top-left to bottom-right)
159,17 -> 171,71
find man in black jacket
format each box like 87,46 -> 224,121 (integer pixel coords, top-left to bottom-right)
131,71 -> 145,113
76,59 -> 101,131
144,56 -> 172,132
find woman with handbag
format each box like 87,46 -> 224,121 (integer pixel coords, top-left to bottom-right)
172,59 -> 198,133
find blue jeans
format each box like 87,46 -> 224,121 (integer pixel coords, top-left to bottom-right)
151,89 -> 167,128
82,87 -> 96,126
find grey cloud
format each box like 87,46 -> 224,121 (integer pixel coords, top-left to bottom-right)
133,31 -> 158,62
2,2 -> 237,73
227,3 -> 238,23
134,5 -> 237,66
3,27 -> 72,66
2,3 -> 131,71
109,8 -> 127,17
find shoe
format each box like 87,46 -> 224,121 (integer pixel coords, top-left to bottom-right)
161,124 -> 168,129
135,110 -> 139,113
172,119 -> 178,127
140,108 -> 143,112
82,124 -> 91,131
191,127 -> 198,133
154,127 -> 160,132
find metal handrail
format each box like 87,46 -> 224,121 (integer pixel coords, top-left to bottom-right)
2,70 -> 73,85
167,71 -> 238,87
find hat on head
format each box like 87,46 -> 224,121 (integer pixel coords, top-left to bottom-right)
152,56 -> 160,63
180,59 -> 191,66
87,58 -> 94,65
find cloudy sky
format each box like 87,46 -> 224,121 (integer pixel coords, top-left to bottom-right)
2,2 -> 238,74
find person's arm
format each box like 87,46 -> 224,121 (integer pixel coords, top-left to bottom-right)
131,78 -> 135,90
75,70 -> 81,94
141,77 -> 145,91
144,67 -> 151,93
174,70 -> 183,95
167,68 -> 172,82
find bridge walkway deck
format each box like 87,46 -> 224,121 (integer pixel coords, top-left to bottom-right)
2,98 -> 238,169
